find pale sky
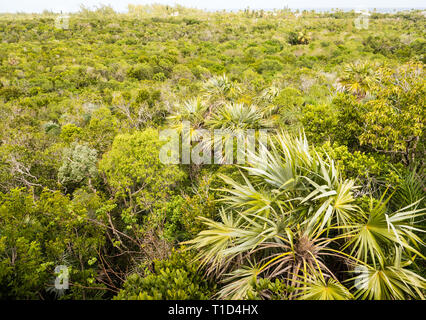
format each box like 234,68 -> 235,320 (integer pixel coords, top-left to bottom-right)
0,0 -> 424,13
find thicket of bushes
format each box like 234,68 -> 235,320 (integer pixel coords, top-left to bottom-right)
0,6 -> 424,300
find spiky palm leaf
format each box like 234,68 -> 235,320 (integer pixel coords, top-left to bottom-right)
168,97 -> 208,129
295,270 -> 353,300
339,61 -> 379,97
391,167 -> 425,209
203,74 -> 241,102
207,103 -> 272,131
301,155 -> 358,231
203,103 -> 274,164
217,264 -> 259,300
342,193 -> 425,266
349,250 -> 426,300
184,208 -> 243,275
243,132 -> 311,191
259,85 -> 281,104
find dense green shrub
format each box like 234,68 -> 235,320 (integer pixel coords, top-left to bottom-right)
319,141 -> 402,188
127,63 -> 154,80
0,188 -> 108,299
254,59 -> 284,74
58,143 -> 98,186
99,128 -> 186,225
287,31 -> 310,45
301,103 -> 338,143
0,86 -> 24,101
114,249 -> 216,300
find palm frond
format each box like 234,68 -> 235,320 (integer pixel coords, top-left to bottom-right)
296,273 -> 353,300
349,250 -> 426,300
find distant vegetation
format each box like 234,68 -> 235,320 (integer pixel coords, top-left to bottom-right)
0,5 -> 424,300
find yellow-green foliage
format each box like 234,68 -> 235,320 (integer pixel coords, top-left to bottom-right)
0,6 -> 424,300
99,128 -> 186,217
114,249 -> 215,300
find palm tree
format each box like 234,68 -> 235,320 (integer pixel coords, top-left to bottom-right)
258,85 -> 281,104
207,103 -> 273,131
202,74 -> 242,108
185,131 -> 426,300
167,98 -> 274,165
339,61 -> 378,98
204,103 -> 274,164
168,97 -> 209,130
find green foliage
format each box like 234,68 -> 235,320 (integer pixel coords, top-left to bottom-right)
273,87 -> 304,109
0,7 -> 424,301
154,186 -> 215,243
301,104 -> 338,143
83,106 -> 119,152
128,63 -> 154,80
158,196 -> 187,241
331,93 -> 363,148
0,86 -> 24,102
114,249 -> 215,300
153,72 -> 166,82
254,59 -> 284,74
58,143 -> 98,186
0,188 -> 108,299
358,63 -> 425,164
60,123 -> 83,144
99,128 -> 186,215
319,141 -> 401,188
247,278 -> 293,300
288,31 -> 310,45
